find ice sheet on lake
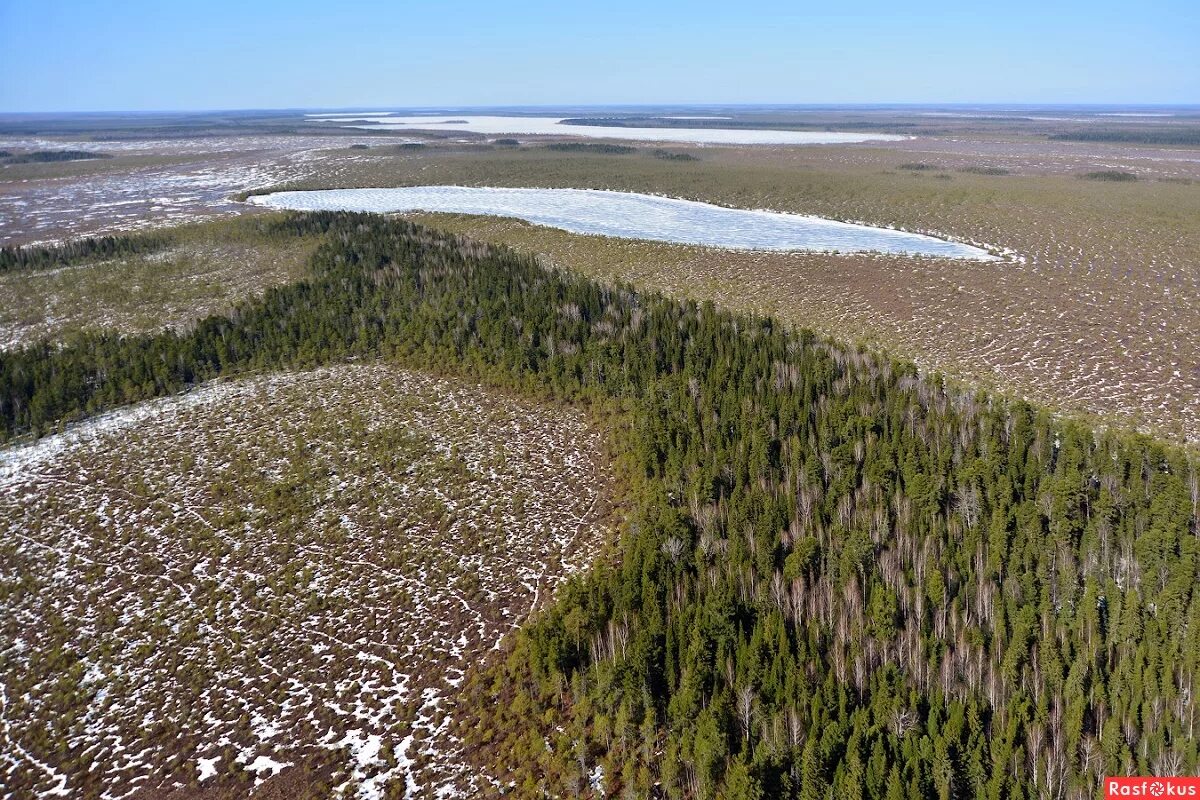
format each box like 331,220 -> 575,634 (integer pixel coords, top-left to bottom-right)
315,114 -> 909,145
249,186 -> 996,259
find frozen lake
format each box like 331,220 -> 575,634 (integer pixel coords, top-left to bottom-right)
304,114 -> 910,145
248,186 -> 996,259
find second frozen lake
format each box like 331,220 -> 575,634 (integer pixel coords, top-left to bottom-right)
248,186 -> 997,260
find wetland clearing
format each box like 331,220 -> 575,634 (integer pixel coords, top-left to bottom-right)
0,364 -> 613,798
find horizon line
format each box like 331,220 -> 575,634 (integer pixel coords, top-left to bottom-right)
2,101 -> 1200,116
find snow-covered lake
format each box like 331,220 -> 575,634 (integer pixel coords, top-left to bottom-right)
303,114 -> 909,145
248,186 -> 996,259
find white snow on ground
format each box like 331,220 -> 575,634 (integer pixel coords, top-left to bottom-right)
243,755 -> 291,779
250,185 -> 997,259
0,151 -> 288,244
0,381 -> 244,484
589,764 -> 605,793
196,756 -> 220,782
305,112 -> 397,118
0,134 -> 385,157
316,113 -> 910,145
0,365 -> 612,799
0,134 -> 415,245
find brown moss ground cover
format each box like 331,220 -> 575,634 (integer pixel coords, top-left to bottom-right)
278,144 -> 1200,443
0,365 -> 614,799
0,152 -> 198,182
0,219 -> 321,349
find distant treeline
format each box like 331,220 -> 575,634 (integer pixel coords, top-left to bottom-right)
1050,129 -> 1200,146
543,142 -> 636,154
1079,170 -> 1139,182
652,149 -> 700,162
2,150 -> 112,164
960,165 -> 1011,176
0,232 -> 173,274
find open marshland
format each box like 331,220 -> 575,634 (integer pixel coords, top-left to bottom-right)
0,218 -> 322,349
3,115 -> 1197,440
0,364 -> 613,798
268,142 -> 1199,442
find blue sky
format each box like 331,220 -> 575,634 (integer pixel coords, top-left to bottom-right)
1,0 -> 1196,111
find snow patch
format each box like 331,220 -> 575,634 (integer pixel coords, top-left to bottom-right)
196,756 -> 220,782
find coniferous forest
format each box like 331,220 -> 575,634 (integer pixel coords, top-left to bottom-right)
0,231 -> 172,274
2,213 -> 1197,798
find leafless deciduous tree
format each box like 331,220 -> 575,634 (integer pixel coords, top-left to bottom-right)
737,686 -> 756,744
954,485 -> 982,529
892,708 -> 915,738
1153,749 -> 1183,777
661,535 -> 685,564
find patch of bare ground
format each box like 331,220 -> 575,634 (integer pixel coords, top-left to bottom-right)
0,365 -> 614,799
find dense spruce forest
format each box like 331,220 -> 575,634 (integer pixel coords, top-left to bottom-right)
2,213 -> 1197,799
